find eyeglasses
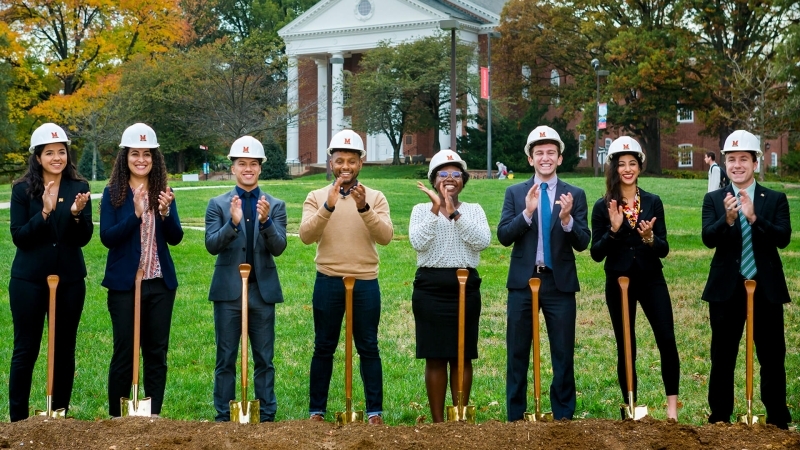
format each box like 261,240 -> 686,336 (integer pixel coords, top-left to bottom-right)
437,170 -> 462,178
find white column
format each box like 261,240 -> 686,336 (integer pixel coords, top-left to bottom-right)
286,56 -> 300,163
467,53 -> 479,131
330,52 -> 344,136
316,58 -> 328,164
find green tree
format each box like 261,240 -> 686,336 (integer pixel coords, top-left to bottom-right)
213,0 -> 317,40
259,140 -> 291,180
0,36 -> 20,177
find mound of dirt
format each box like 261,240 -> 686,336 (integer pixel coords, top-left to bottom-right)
1,416 -> 798,449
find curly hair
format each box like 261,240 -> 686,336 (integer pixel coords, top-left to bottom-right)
13,143 -> 86,199
604,152 -> 643,205
107,146 -> 168,209
428,163 -> 470,189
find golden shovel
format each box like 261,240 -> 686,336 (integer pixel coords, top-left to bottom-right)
230,264 -> 260,423
336,276 -> 365,425
618,277 -> 648,420
446,269 -> 476,423
737,280 -> 766,425
121,269 -> 152,416
34,275 -> 66,419
524,278 -> 553,422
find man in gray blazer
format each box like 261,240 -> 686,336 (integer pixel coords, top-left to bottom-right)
205,136 -> 287,422
497,126 -> 590,421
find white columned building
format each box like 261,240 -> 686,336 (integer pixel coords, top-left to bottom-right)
278,0 -> 503,164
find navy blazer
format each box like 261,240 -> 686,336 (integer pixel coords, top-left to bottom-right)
205,188 -> 287,303
701,183 -> 791,304
10,178 -> 93,283
497,176 -> 590,292
100,186 -> 184,291
590,189 -> 669,273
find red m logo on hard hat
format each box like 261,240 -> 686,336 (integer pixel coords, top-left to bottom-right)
344,138 -> 351,145
447,155 -> 454,160
140,135 -> 147,141
242,146 -> 250,153
51,132 -> 59,138
623,144 -> 630,150
539,132 -> 546,137
732,140 -> 739,147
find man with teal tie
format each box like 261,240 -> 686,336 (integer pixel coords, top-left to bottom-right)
701,130 -> 792,429
497,126 -> 590,421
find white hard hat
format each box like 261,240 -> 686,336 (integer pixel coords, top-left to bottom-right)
524,125 -> 565,156
722,130 -> 762,158
607,136 -> 646,162
120,123 -> 159,148
327,129 -> 365,158
428,149 -> 467,178
228,136 -> 266,163
29,123 -> 71,153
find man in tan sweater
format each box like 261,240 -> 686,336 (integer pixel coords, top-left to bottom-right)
299,130 -> 393,425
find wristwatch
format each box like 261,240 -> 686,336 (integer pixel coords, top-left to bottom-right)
358,203 -> 371,213
449,210 -> 460,220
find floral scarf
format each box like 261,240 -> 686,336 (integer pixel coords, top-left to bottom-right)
622,188 -> 641,229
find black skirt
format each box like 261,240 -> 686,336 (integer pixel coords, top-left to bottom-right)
412,267 -> 482,359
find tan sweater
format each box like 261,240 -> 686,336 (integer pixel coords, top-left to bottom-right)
299,183 -> 393,279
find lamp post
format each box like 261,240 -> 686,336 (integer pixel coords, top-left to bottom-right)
483,30 -> 501,178
591,59 -> 609,177
439,19 -> 460,153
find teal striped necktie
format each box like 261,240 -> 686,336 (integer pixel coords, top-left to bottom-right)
738,195 -> 756,279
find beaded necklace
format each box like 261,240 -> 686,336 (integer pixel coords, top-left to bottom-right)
622,188 -> 641,229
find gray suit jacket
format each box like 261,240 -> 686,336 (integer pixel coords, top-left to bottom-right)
205,188 -> 287,303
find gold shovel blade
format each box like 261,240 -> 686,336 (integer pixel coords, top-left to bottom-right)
121,396 -> 152,417
230,399 -> 260,424
445,405 -> 476,423
620,404 -> 648,420
737,413 -> 766,425
35,396 -> 65,419
335,410 -> 364,425
523,399 -> 553,422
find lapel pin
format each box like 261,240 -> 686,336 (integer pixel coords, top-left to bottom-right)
58,198 -> 64,202
555,201 -> 561,205
760,193 -> 764,197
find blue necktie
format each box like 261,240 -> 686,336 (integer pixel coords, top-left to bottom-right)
243,191 -> 255,268
541,182 -> 552,268
738,195 -> 756,279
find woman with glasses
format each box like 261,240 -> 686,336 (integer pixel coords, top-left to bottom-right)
408,149 -> 491,422
590,136 -> 680,420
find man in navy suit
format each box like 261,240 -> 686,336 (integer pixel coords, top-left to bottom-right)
205,136 -> 288,422
498,126 -> 590,421
702,130 -> 792,429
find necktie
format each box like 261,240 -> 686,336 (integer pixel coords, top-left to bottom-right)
738,195 -> 756,279
541,182 -> 552,268
243,192 -> 255,268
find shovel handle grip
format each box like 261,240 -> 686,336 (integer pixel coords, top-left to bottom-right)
529,278 -> 542,402
343,277 -> 356,404
132,270 -> 144,387
456,269 -> 469,398
46,275 -> 59,396
618,277 -> 635,394
239,264 -> 251,401
744,280 -> 756,403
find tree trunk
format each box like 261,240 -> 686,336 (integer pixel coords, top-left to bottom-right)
642,117 -> 662,175
176,151 -> 185,173
91,141 -> 97,181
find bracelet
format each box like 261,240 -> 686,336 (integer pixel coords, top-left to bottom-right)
642,235 -> 654,244
323,201 -> 335,213
449,209 -> 460,220
160,208 -> 170,217
43,210 -> 52,218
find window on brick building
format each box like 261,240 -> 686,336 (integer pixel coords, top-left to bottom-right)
405,135 -> 413,145
678,144 -> 693,167
677,107 -> 694,123
771,152 -> 777,167
521,65 -> 531,100
579,134 -> 587,159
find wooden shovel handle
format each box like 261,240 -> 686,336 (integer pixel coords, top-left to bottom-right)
46,275 -> 59,397
343,277 -> 356,403
456,269 -> 469,399
618,277 -> 634,394
239,264 -> 251,401
744,280 -> 756,404
528,278 -> 542,402
132,270 -> 144,386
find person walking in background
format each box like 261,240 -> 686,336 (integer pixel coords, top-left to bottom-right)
705,151 -> 721,192
101,123 -> 183,418
497,125 -> 590,421
701,130 -> 792,429
409,149 -> 491,422
299,130 -> 394,425
8,123 -> 92,421
205,136 -> 287,422
590,136 -> 680,420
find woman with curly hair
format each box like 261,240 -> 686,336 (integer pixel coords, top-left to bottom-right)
100,123 -> 184,417
8,123 -> 92,421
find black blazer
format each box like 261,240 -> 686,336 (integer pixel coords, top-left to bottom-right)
100,185 -> 184,291
10,178 -> 93,283
497,176 -> 590,292
701,183 -> 791,304
590,188 -> 669,272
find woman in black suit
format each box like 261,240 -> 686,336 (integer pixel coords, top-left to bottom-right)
101,123 -> 183,417
8,123 -> 92,421
590,136 -> 680,420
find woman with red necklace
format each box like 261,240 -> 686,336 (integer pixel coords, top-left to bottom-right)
590,136 -> 680,421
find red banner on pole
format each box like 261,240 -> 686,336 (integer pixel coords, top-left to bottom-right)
480,66 -> 489,99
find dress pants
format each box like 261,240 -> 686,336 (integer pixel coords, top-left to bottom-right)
309,272 -> 383,417
506,272 -> 576,421
107,278 -> 176,416
707,276 -> 791,428
213,282 -> 277,422
9,277 -> 85,422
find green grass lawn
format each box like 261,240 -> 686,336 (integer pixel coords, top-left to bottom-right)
1,167 -> 799,426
